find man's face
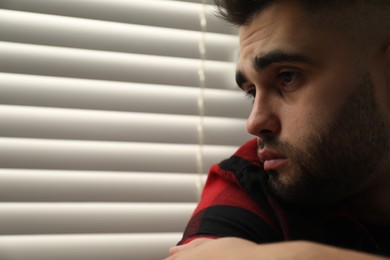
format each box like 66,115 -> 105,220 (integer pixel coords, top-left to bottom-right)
237,1 -> 389,207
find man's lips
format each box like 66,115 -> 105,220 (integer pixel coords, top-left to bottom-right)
258,149 -> 288,171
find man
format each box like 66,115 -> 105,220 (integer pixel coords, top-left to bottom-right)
166,0 -> 390,259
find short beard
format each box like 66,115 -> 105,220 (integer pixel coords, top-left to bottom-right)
264,74 -> 389,209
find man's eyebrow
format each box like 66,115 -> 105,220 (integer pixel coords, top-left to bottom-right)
235,50 -> 315,90
253,50 -> 314,71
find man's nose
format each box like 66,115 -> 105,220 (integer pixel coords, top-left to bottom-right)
246,96 -> 281,139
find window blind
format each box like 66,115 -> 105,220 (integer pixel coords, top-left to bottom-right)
0,0 -> 251,259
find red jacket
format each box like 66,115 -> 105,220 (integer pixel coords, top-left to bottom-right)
179,139 -> 389,257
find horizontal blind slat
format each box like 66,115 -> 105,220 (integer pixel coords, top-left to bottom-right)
0,170 -> 206,202
0,0 -> 235,34
0,73 -> 250,118
0,203 -> 196,234
0,9 -> 238,61
0,105 -> 250,145
0,41 -> 236,89
0,233 -> 181,260
0,138 -> 237,173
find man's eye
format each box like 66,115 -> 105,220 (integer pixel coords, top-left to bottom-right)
245,88 -> 256,99
277,71 -> 299,85
275,70 -> 303,94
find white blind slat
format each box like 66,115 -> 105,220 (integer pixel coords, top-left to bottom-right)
0,9 -> 237,61
0,138 -> 238,173
0,170 -> 206,202
0,0 -> 236,34
0,41 -> 236,89
0,73 -> 250,118
0,233 -> 181,260
0,203 -> 196,234
0,105 -> 249,145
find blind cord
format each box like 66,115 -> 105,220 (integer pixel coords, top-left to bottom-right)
196,0 -> 207,200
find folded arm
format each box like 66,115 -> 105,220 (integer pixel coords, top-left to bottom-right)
167,237 -> 389,260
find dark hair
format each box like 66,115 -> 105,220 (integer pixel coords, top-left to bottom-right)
213,0 -> 275,25
214,0 -> 276,25
214,0 -> 390,26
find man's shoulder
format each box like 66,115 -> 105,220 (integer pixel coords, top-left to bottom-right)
178,139 -> 283,245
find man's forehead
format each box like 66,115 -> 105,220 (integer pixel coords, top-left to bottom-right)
238,0 -> 306,45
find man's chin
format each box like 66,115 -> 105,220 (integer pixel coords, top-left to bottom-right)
266,171 -> 326,209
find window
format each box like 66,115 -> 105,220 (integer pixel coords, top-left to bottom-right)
0,0 -> 251,259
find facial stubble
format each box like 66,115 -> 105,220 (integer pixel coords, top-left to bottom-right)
265,74 -> 389,208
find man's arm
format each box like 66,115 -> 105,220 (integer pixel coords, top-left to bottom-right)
178,140 -> 282,245
166,237 -> 389,260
